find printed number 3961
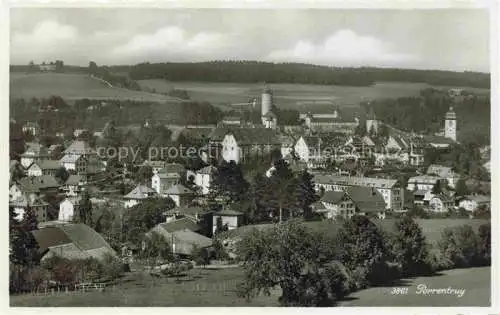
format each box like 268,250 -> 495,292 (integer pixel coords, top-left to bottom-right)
391,287 -> 409,295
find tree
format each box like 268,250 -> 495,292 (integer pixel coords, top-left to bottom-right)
139,231 -> 173,266
295,170 -> 319,220
237,221 -> 344,306
477,223 -> 491,266
438,225 -> 481,268
123,197 -> 176,245
135,165 -> 153,185
267,159 -> 300,222
78,191 -> 93,226
209,161 -> 249,206
54,167 -> 70,184
392,216 -> 432,276
454,178 -> 469,196
335,215 -> 392,286
192,245 -> 210,267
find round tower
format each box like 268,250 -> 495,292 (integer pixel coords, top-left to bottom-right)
444,106 -> 457,141
261,86 -> 272,117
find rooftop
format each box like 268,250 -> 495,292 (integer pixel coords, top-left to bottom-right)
124,184 -> 157,199
314,174 -> 398,189
164,184 -> 194,195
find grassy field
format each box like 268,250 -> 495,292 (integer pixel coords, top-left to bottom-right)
10,73 -> 180,102
229,219 -> 489,247
10,265 -> 490,307
340,266 -> 490,307
10,267 -> 279,307
137,79 -> 434,112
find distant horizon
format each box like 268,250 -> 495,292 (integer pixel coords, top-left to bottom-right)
9,60 -> 491,75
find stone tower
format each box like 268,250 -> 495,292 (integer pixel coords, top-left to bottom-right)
444,106 -> 457,141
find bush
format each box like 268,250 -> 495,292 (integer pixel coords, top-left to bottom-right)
336,215 -> 391,287
477,223 -> 491,266
101,254 -> 123,280
323,261 -> 351,299
438,225 -> 481,268
392,216 -> 433,277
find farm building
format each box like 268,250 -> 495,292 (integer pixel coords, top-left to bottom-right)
148,217 -> 211,256
212,208 -> 244,234
164,184 -> 194,207
124,184 -> 158,208
31,223 -> 117,261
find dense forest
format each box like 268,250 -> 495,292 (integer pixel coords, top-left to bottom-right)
125,61 -> 490,88
12,61 -> 490,88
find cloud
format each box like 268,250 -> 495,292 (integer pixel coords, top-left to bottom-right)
111,26 -> 233,63
11,20 -> 79,63
266,29 -> 419,67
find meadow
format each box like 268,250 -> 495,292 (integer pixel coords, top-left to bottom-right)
10,265 -> 490,307
9,73 -> 181,103
10,218 -> 490,307
137,79 -> 433,112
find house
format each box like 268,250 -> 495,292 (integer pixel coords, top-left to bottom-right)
22,121 -> 40,136
58,196 -> 83,222
141,160 -> 167,174
39,63 -> 57,71
426,164 -> 459,189
314,174 -> 404,211
63,140 -> 95,157
20,143 -> 49,169
413,190 -> 434,206
157,163 -> 186,178
151,172 -> 181,195
10,194 -> 49,223
212,208 -> 244,233
347,186 -> 387,219
195,165 -> 217,195
164,184 -> 194,207
315,190 -> 356,220
408,137 -> 426,166
262,111 -> 278,129
47,144 -> 65,159
15,175 -> 60,196
31,223 -> 117,262
221,116 -> 242,126
265,158 -> 308,177
124,184 -> 158,208
301,110 -> 359,134
27,160 -> 61,177
428,194 -> 455,213
483,161 -> 491,174
62,175 -> 84,196
457,195 -> 490,212
294,136 -> 326,168
73,129 -> 89,138
424,135 -> 455,149
407,175 -> 440,192
209,127 -> 281,164
148,218 -> 211,256
164,206 -> 213,235
60,154 -> 88,173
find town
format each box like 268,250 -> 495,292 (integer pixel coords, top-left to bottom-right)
9,8 -> 491,308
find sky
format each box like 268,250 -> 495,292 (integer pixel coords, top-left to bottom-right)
9,8 -> 490,72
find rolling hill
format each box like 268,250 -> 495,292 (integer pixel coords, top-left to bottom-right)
10,73 -> 181,102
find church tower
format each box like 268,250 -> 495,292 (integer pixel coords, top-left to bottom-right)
444,106 -> 457,141
366,107 -> 378,135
